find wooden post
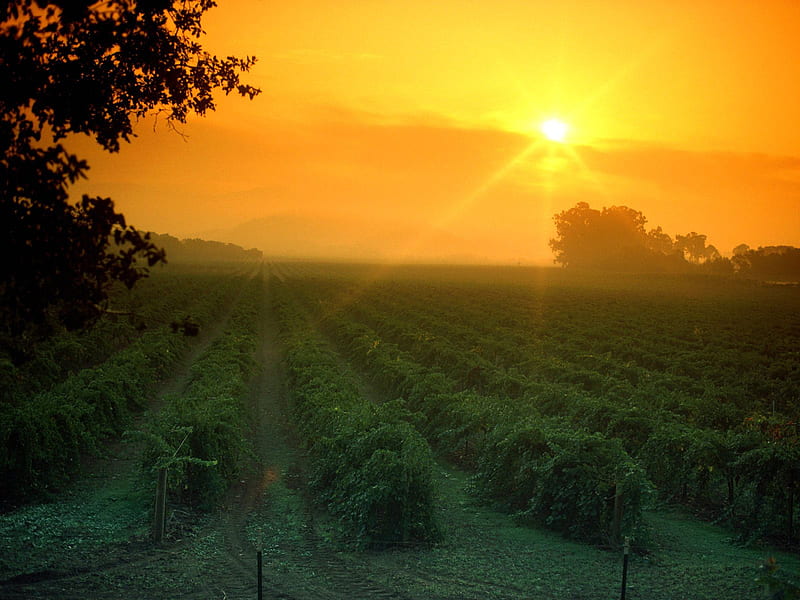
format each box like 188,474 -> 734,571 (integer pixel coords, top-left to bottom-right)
257,550 -> 263,600
789,482 -> 795,546
620,536 -> 630,600
153,468 -> 168,542
612,483 -> 623,546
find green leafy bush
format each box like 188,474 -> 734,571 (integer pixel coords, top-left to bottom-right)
273,282 -> 440,547
140,276 -> 260,509
307,294 -> 653,544
474,419 -> 651,543
0,268 -> 247,501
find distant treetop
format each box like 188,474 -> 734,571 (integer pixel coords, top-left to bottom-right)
550,202 -> 797,279
550,202 -> 689,272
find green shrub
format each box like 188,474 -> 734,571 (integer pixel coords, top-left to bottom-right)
475,419 -> 651,543
274,281 -> 440,546
0,269 -> 248,501
140,278 -> 260,509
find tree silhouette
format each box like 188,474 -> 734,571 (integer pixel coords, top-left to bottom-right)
674,232 -> 719,264
732,246 -> 800,281
1,1 -> 259,360
645,226 -> 675,255
550,202 -> 685,269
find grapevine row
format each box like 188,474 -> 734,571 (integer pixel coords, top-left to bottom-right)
140,270 -> 264,508
0,268 -> 250,500
270,277 -> 440,547
285,272 -> 799,545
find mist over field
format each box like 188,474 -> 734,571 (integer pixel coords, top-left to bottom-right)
198,214 -> 502,264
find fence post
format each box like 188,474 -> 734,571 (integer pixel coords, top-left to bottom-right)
620,536 -> 630,600
153,468 -> 168,542
257,550 -> 263,600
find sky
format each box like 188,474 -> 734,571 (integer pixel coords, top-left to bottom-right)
71,0 -> 800,264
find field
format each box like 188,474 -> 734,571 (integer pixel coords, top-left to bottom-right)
1,262 -> 799,599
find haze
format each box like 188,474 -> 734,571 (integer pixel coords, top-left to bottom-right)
70,0 -> 800,264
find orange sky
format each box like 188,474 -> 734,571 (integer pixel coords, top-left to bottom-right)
70,0 -> 800,264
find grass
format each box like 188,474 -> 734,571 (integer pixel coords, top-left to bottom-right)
1,418 -> 796,598
0,452 -> 151,579
242,459 -> 800,599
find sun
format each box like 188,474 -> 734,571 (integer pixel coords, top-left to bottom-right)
540,118 -> 569,143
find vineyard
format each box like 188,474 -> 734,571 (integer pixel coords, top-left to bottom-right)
1,262 -> 799,599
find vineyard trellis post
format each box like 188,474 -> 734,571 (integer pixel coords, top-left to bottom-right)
153,468 -> 168,542
152,428 -> 193,542
257,550 -> 263,600
620,536 -> 630,600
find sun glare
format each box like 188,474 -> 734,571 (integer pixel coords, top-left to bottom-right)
541,118 -> 569,143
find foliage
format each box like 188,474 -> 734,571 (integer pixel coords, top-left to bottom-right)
147,233 -> 263,264
639,424 -> 761,508
2,266 -> 239,402
733,246 -> 800,282
0,0 -> 259,356
549,201 -> 758,275
284,265 -> 800,545
551,203 -> 800,279
272,280 -> 440,547
517,428 -> 651,542
0,329 -> 182,498
674,232 -> 720,264
310,291 -> 651,543
0,267 -> 247,501
140,274 -> 261,508
549,201 -> 689,270
734,440 -> 800,544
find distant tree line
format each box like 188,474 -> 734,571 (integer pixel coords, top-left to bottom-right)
731,244 -> 800,282
550,202 -> 800,281
148,233 -> 262,264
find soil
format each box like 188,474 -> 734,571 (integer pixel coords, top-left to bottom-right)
1,273 -> 798,599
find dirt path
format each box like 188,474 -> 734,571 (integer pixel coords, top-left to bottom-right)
193,273 -> 298,598
193,272 -> 416,600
